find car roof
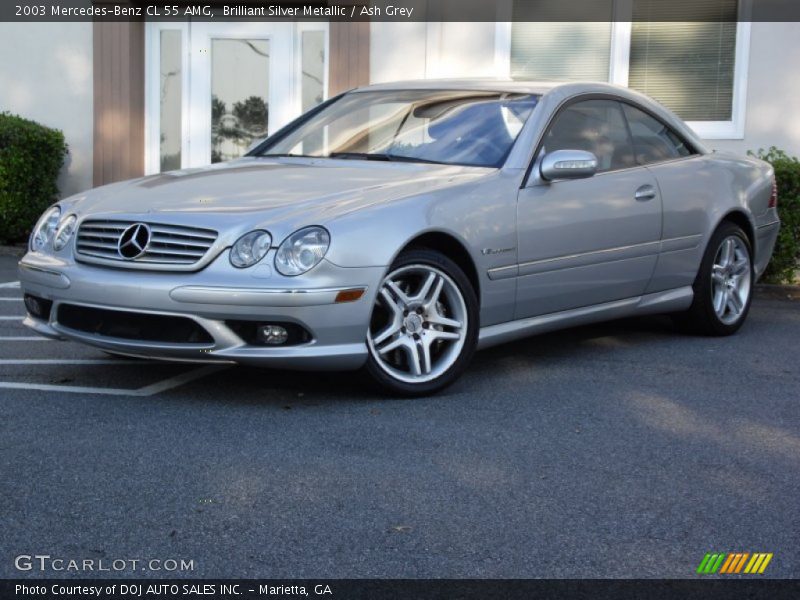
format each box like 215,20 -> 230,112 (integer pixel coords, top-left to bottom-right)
353,78 -> 563,95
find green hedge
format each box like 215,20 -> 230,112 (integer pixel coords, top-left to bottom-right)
750,147 -> 800,284
0,112 -> 67,244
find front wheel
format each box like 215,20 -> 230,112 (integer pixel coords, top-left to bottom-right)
365,249 -> 479,396
677,222 -> 754,336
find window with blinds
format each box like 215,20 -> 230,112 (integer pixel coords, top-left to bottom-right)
629,0 -> 739,122
509,0 -> 741,124
510,0 -> 614,81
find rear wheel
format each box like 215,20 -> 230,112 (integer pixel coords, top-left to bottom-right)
365,249 -> 478,396
677,222 -> 753,336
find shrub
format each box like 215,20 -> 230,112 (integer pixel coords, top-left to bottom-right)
0,112 -> 68,244
749,147 -> 800,284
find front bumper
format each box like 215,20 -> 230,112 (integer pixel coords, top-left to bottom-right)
18,250 -> 385,370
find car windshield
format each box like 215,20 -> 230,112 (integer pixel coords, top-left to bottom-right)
256,90 -> 540,168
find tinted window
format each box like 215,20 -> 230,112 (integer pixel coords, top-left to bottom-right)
622,103 -> 694,165
543,100 -> 635,172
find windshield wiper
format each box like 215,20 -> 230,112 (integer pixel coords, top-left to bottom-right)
328,152 -> 445,165
383,154 -> 447,165
258,153 -> 316,158
329,152 -> 391,161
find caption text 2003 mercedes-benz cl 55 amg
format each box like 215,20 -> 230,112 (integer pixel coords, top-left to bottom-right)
19,80 -> 780,395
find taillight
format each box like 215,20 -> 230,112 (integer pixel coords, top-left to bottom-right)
769,178 -> 778,208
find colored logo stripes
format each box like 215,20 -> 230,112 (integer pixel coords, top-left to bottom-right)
697,552 -> 773,574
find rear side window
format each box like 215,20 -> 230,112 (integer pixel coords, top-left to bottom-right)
622,103 -> 694,165
543,99 -> 635,173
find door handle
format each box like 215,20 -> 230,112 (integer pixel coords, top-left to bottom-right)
635,185 -> 657,201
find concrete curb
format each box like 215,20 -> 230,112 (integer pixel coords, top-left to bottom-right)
756,283 -> 800,300
0,245 -> 24,258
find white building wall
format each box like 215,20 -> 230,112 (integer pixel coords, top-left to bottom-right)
709,22 -> 800,158
371,22 -> 497,82
370,22 -> 429,81
0,23 -> 93,197
371,21 -> 800,159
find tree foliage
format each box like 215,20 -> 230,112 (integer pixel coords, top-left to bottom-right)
750,147 -> 800,284
0,112 -> 67,243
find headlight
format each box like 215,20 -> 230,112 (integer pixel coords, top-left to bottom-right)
30,206 -> 61,252
230,230 -> 272,268
275,226 -> 330,276
53,214 -> 78,251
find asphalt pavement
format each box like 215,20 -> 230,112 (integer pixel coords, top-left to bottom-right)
1,254 -> 798,578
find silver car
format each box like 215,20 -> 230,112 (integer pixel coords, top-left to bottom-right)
19,80 -> 780,395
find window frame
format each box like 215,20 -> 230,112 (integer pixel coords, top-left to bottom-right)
144,21 -> 190,175
495,0 -> 751,140
295,22 -> 330,116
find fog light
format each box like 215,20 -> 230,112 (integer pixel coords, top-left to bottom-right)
226,320 -> 311,346
24,296 -> 41,315
257,325 -> 289,345
24,294 -> 52,320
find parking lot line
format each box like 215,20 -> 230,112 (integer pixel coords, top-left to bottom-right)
0,298 -> 22,301
0,364 -> 228,396
135,364 -> 229,395
0,281 -> 20,288
0,317 -> 23,321
1,336 -> 49,341
0,359 -> 143,365
0,381 -> 149,396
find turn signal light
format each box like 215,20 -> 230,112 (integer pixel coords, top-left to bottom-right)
334,288 -> 365,303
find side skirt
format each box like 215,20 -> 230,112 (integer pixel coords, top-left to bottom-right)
477,286 -> 693,350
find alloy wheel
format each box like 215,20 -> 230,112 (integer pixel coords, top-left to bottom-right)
367,264 -> 468,384
711,235 -> 751,325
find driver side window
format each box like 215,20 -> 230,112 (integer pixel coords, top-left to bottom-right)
544,99 -> 636,173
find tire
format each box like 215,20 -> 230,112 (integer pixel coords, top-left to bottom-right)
677,222 -> 754,336
364,249 -> 479,396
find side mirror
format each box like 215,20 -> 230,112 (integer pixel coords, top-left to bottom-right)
540,150 -> 598,181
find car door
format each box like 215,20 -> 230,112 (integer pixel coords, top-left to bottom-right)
514,98 -> 662,319
617,102 -> 710,295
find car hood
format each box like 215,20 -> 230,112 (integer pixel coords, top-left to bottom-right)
72,157 -> 489,227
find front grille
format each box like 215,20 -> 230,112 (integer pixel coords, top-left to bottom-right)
58,304 -> 214,345
76,219 -> 218,265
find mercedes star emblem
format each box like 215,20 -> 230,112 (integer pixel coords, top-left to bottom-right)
117,223 -> 151,259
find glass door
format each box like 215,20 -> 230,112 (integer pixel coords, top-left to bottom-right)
188,22 -> 294,166
146,22 -> 328,173
210,37 -> 271,162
